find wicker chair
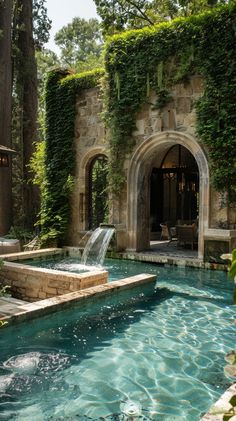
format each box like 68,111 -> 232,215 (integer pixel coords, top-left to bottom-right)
23,235 -> 40,251
176,223 -> 197,250
160,222 -> 177,242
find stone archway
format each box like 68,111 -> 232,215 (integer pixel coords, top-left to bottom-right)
77,147 -> 108,231
127,131 -> 209,259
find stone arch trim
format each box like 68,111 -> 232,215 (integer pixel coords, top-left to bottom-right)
79,147 -> 108,184
127,131 -> 209,259
78,147 -> 109,230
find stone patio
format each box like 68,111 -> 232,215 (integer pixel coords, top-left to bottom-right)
116,239 -> 207,269
0,296 -> 28,318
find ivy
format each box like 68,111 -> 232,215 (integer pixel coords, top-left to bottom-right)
43,3 -> 236,242
104,3 -> 236,197
41,68 -> 104,243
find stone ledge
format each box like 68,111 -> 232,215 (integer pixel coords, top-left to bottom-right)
0,273 -> 156,326
0,260 -> 108,302
0,248 -> 63,261
200,383 -> 236,420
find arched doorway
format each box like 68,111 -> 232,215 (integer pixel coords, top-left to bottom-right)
88,154 -> 109,229
150,145 -> 199,238
127,131 -> 209,259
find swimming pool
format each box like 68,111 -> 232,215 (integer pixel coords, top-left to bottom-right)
0,259 -> 235,420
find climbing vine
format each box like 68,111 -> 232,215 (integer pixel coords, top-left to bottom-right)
43,3 -> 236,242
104,3 -> 236,196
41,68 -> 104,243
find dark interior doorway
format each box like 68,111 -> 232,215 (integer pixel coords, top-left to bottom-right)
150,145 -> 199,237
88,155 -> 109,229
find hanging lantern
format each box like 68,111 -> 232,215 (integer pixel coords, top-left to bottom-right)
0,145 -> 16,167
0,153 -> 9,167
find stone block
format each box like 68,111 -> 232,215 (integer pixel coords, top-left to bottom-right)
38,292 -> 47,299
48,280 -> 70,289
183,112 -> 196,128
173,82 -> 193,96
132,119 -> 145,135
69,281 -> 81,291
57,289 -> 70,295
25,289 -> 39,299
190,76 -> 203,94
45,293 -> 55,299
44,287 -> 57,295
176,97 -> 192,113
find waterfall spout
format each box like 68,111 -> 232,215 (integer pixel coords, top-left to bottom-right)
81,227 -> 115,266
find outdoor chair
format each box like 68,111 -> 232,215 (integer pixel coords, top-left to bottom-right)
176,223 -> 197,250
23,235 -> 40,251
160,222 -> 177,243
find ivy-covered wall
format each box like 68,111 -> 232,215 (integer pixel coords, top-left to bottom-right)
42,68 -> 104,243
104,3 -> 236,197
43,3 -> 236,243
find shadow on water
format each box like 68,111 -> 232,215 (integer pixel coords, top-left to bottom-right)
0,288 -> 174,420
0,287 -> 173,359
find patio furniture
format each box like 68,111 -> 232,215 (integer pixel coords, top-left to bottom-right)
0,238 -> 21,255
176,223 -> 197,250
23,235 -> 40,251
160,222 -> 177,243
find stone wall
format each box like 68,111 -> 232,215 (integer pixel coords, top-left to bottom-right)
0,273 -> 157,326
68,87 -> 108,244
0,262 -> 108,302
69,75 -> 236,259
132,76 -> 203,145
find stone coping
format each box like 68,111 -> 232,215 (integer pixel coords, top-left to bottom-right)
0,246 -> 227,273
204,229 -> 236,239
200,383 -> 236,420
0,273 -> 156,326
121,251 -> 204,268
0,247 -> 63,261
1,260 -> 105,282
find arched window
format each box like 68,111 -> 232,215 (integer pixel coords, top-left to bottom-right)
88,155 -> 109,229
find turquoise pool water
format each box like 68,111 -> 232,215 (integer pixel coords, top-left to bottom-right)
0,259 -> 235,420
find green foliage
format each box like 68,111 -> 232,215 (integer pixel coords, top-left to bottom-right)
103,3 -> 236,195
42,68 -> 104,243
89,156 -> 109,229
3,226 -> 34,243
229,249 -> 236,281
0,259 -> 11,302
33,0 -> 52,49
95,0 -> 228,35
54,17 -> 103,70
29,140 -> 46,190
43,4 -> 236,240
0,285 -> 10,298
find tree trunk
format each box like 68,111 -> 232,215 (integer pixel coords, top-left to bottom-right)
15,0 -> 39,230
0,0 -> 13,235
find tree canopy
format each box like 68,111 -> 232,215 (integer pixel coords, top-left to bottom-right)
54,17 -> 103,69
94,0 -> 230,34
33,0 -> 52,49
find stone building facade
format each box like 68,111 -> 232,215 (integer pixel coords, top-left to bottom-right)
68,76 -> 236,262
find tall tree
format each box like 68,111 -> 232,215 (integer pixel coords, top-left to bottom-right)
11,0 -> 51,230
0,0 -> 13,234
12,0 -> 39,229
94,0 -> 229,34
54,17 -> 103,69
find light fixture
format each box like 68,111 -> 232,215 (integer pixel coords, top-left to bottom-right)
0,153 -> 9,167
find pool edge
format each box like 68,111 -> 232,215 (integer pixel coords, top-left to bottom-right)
0,273 -> 157,327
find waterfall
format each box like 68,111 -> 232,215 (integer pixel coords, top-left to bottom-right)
81,227 -> 115,266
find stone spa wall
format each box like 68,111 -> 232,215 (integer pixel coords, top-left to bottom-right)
0,250 -> 108,302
